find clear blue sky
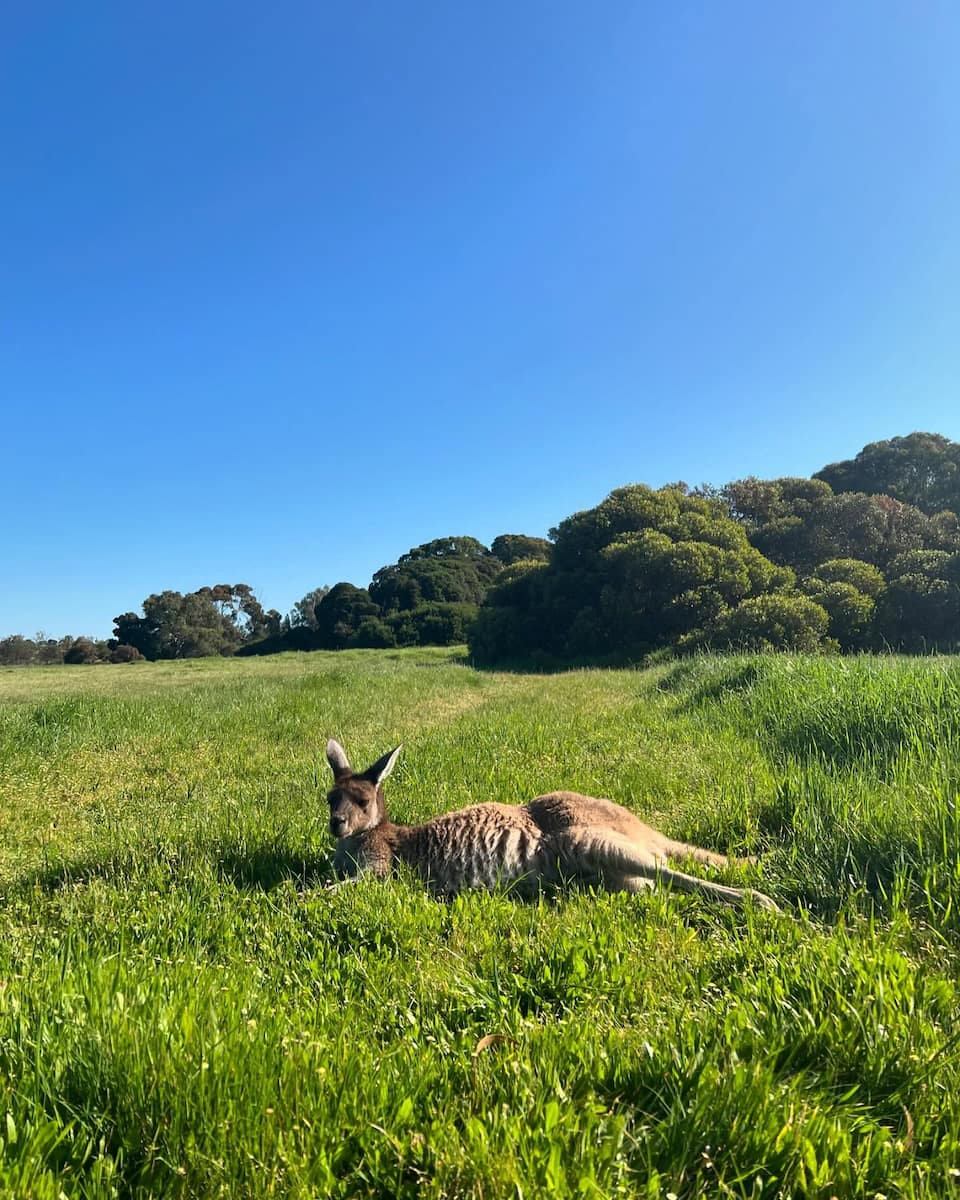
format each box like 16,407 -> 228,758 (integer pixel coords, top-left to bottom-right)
3,3 -> 959,638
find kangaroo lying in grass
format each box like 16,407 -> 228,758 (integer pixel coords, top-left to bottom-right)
325,740 -> 778,911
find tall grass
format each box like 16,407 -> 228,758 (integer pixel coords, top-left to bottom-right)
1,649 -> 959,1196
657,654 -> 960,928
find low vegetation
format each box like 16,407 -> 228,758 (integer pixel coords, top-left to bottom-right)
1,648 -> 960,1196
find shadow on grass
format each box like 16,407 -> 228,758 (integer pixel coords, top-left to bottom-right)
2,840 -> 339,898
654,656 -> 772,705
468,649 -> 651,675
3,851 -> 143,897
6,842 -> 797,915
215,844 -> 335,891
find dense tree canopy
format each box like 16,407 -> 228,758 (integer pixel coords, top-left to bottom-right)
490,534 -> 551,565
721,477 -> 952,574
799,559 -> 885,650
816,432 -> 960,516
397,537 -> 490,562
240,533 -> 546,655
471,451 -> 960,664
471,485 -> 798,664
312,583 -> 381,650
369,538 -> 502,613
878,550 -> 960,650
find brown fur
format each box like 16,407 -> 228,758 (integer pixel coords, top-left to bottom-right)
325,740 -> 778,911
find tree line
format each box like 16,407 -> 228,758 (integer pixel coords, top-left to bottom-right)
473,432 -> 960,664
3,432 -> 959,667
0,536 -> 551,666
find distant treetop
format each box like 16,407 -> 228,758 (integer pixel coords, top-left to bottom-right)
399,537 -> 491,562
815,432 -> 960,516
490,534 -> 551,565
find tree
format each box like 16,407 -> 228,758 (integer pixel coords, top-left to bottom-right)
800,559 -> 885,650
0,635 -> 37,666
800,581 -> 875,650
723,477 -> 832,528
113,611 -> 161,660
369,538 -> 501,613
197,584 -> 275,644
724,477 -> 942,573
114,584 -> 268,660
490,534 -> 551,565
287,586 -> 330,631
389,602 -> 478,647
470,562 -> 551,662
399,537 -> 490,562
816,432 -> 960,516
598,525 -> 791,655
472,485 -> 796,664
876,550 -> 960,649
35,633 -> 66,666
349,617 -> 397,649
314,583 -> 380,649
807,558 -> 886,598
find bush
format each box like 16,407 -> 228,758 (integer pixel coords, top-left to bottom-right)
409,603 -> 478,646
63,637 -> 100,665
801,581 -> 876,651
692,594 -> 830,653
349,618 -> 397,649
811,558 -> 886,598
109,643 -> 144,664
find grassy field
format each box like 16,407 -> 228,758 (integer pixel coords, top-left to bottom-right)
1,648 -> 960,1197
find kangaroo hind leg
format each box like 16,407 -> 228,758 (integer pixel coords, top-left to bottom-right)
645,863 -> 779,911
570,828 -> 778,912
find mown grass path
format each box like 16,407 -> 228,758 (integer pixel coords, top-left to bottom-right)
1,649 -> 959,1197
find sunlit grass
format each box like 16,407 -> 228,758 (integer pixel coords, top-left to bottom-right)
1,649 -> 960,1196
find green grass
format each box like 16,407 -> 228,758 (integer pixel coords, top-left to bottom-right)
1,648 -> 960,1197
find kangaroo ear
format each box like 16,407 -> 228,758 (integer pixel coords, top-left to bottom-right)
363,744 -> 403,787
326,739 -> 353,780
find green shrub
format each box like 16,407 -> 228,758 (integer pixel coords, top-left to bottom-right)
694,593 -> 829,653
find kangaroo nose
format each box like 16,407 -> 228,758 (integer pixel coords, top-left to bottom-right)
330,817 -> 347,835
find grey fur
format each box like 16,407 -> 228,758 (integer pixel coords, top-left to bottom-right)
325,743 -> 779,911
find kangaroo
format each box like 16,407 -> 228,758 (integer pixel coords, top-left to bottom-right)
325,740 -> 778,911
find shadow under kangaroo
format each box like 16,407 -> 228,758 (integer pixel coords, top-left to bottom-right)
326,740 -> 779,911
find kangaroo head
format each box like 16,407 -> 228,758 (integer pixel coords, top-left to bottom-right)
325,739 -> 402,838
